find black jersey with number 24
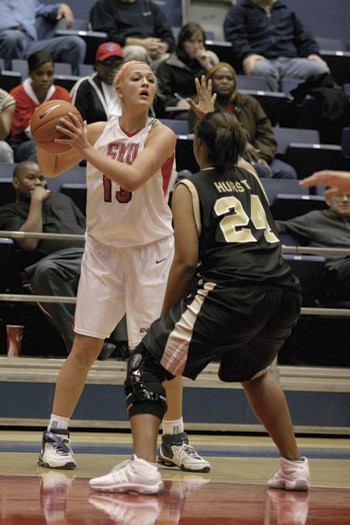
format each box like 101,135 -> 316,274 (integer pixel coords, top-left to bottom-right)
179,166 -> 300,290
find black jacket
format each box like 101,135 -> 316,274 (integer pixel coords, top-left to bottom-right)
155,52 -> 209,117
90,0 -> 175,51
224,0 -> 320,66
70,74 -> 110,124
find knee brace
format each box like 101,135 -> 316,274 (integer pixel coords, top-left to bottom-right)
124,345 -> 168,420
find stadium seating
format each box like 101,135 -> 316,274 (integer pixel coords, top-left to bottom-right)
315,37 -> 346,51
59,183 -> 87,215
11,59 -> 72,78
159,119 -> 190,135
236,75 -> 271,91
273,127 -> 320,157
0,71 -> 21,91
285,143 -> 342,179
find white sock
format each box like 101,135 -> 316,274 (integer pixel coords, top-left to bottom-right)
48,414 -> 70,432
162,417 -> 184,435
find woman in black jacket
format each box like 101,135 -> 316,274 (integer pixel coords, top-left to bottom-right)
154,22 -> 219,118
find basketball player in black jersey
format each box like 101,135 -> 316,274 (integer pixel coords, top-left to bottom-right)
89,105 -> 310,495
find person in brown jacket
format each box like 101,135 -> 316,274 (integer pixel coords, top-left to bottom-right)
189,62 -> 297,179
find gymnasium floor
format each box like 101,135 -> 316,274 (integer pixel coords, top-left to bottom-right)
0,430 -> 349,524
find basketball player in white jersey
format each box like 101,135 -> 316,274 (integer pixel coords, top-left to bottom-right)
35,61 -> 210,473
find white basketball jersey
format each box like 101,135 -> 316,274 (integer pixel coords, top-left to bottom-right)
86,117 -> 176,247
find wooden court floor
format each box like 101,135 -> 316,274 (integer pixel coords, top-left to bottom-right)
0,430 -> 349,524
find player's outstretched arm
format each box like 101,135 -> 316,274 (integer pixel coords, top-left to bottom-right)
300,170 -> 350,195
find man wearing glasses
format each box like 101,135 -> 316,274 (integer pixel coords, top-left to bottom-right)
276,191 -> 350,303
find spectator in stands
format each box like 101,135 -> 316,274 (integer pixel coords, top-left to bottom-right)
0,1 -> 86,75
8,51 -> 71,163
189,62 -> 297,178
89,0 -> 175,71
0,88 -> 16,163
0,160 -> 117,359
223,0 -> 329,92
154,22 -> 219,119
70,42 -> 124,123
275,191 -> 350,302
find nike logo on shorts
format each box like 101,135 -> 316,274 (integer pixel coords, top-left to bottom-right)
156,258 -> 166,264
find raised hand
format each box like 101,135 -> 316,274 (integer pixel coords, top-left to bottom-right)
186,75 -> 217,119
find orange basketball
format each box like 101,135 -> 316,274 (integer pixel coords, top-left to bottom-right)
30,100 -> 83,153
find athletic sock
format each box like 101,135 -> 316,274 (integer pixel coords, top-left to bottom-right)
162,417 -> 184,435
47,414 -> 70,432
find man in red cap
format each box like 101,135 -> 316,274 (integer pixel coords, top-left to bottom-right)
70,41 -> 124,123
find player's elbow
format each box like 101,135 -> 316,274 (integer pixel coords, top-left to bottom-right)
174,258 -> 197,276
122,180 -> 141,192
17,239 -> 38,252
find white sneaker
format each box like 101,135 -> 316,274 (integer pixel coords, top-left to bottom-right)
268,457 -> 310,491
169,472 -> 211,499
267,489 -> 310,525
89,454 -> 164,495
158,432 -> 211,472
38,429 -> 76,470
89,493 -> 162,525
40,471 -> 75,521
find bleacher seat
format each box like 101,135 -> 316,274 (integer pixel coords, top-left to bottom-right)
285,142 -> 342,179
54,74 -> 80,91
44,166 -> 86,192
0,71 -> 21,91
272,127 -> 320,157
11,59 -> 73,78
0,238 -> 15,294
236,75 -> 271,91
315,37 -> 346,52
205,40 -> 237,69
159,119 -> 190,135
341,127 -> 350,157
10,59 -> 28,79
184,0 -> 232,41
319,50 -> 350,85
239,90 -> 290,126
59,183 -> 87,215
0,163 -> 15,206
175,136 -> 198,173
271,194 -> 327,220
281,230 -> 327,302
54,27 -> 108,65
283,253 -> 327,304
55,18 -> 90,31
280,78 -> 304,96
78,64 -> 95,77
260,178 -> 308,205
0,162 -> 15,179
0,179 -> 15,206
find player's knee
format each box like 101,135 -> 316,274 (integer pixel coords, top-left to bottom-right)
242,368 -> 268,386
124,344 -> 168,420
